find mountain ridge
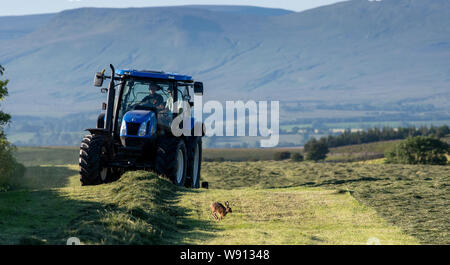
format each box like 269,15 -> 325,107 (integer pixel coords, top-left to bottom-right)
0,0 -> 449,116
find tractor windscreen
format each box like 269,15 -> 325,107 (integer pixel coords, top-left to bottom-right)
116,79 -> 175,129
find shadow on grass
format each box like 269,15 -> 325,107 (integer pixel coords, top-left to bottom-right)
67,179 -> 219,245
0,189 -> 95,245
1,170 -> 218,245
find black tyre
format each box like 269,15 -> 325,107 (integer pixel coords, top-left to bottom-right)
186,137 -> 202,188
155,137 -> 187,186
79,134 -> 116,185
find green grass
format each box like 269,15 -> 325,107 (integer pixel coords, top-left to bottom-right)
13,146 -> 79,167
4,146 -> 448,245
203,140 -> 396,163
14,146 -> 307,163
202,161 -> 449,244
329,140 -> 400,154
12,165 -> 80,190
1,169 -> 216,245
203,148 -> 304,161
0,165 -> 418,245
11,140 -> 403,165
178,186 -> 416,244
325,140 -> 401,161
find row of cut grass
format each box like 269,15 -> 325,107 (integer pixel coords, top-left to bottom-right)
201,161 -> 449,244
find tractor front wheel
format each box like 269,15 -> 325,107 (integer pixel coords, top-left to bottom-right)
187,137 -> 202,188
79,134 -> 116,185
155,137 -> 187,186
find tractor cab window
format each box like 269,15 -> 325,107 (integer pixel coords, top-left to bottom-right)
175,85 -> 191,115
117,79 -> 174,130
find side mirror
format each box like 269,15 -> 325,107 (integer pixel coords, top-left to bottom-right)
194,82 -> 203,95
94,70 -> 105,87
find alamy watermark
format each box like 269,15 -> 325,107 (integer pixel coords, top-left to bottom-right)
170,95 -> 280,147
67,237 -> 81,245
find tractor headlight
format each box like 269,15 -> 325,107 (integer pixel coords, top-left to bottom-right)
120,120 -> 127,136
138,121 -> 147,136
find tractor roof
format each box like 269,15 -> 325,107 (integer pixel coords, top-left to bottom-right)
115,69 -> 193,82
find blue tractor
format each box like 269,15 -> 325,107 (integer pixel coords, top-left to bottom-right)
79,65 -> 204,188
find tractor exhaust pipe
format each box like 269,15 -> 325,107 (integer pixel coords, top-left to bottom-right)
104,64 -> 116,133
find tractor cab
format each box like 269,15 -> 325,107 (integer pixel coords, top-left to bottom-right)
113,70 -> 199,147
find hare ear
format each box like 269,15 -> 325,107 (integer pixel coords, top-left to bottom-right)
225,201 -> 229,206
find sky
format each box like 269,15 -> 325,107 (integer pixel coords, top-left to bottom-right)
0,0 -> 347,16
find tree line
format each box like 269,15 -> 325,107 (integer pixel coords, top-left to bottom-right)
302,125 -> 449,163
309,125 -> 450,149
0,65 -> 25,190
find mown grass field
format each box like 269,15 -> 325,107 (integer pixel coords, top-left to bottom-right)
14,146 -> 305,163
1,146 -> 448,244
202,161 -> 449,244
204,140 -> 397,162
178,186 -> 416,244
325,140 -> 401,161
13,140 -> 394,164
1,166 -> 418,245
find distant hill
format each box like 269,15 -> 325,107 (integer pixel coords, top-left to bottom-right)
181,5 -> 294,16
0,0 -> 449,117
0,13 -> 55,40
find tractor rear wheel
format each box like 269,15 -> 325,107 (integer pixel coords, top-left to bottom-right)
155,137 -> 187,186
186,137 -> 202,188
79,134 -> 116,185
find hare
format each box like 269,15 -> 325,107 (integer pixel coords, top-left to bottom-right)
210,201 -> 232,221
